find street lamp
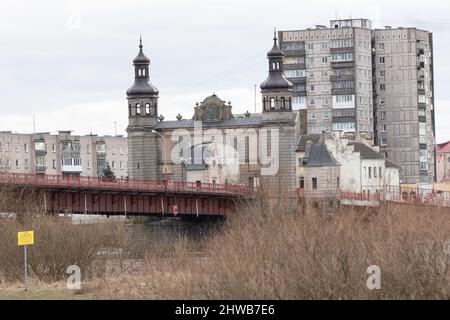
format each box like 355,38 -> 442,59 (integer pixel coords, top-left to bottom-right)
151,130 -> 168,182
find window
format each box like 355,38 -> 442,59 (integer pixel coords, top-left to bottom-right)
16,159 -> 20,168
136,103 -> 141,115
380,138 -> 387,146
15,145 -> 19,153
299,176 -> 305,189
368,167 -> 372,178
307,43 -> 314,52
24,144 -> 29,152
323,98 -> 329,106
312,178 -> 317,190
119,161 -> 123,169
73,158 -> 81,166
309,85 -> 315,92
309,111 -> 316,120
420,162 -> 429,171
309,99 -> 315,106
145,103 -> 150,115
321,56 -> 328,64
307,57 -> 314,65
53,159 -> 56,169
374,167 -> 377,177
112,161 -> 116,169
34,142 -> 45,151
36,157 -> 45,166
335,95 -> 353,103
284,69 -> 305,78
378,43 -> 385,50
270,98 -> 275,110
380,111 -> 387,119
337,177 -> 340,188
379,70 -> 385,78
380,84 -> 386,91
24,159 -> 29,168
381,124 -> 387,132
52,144 -> 56,153
323,111 -> 329,119
379,56 -> 385,64
379,167 -> 382,179
331,52 -> 353,62
331,39 -> 353,48
332,122 -> 356,131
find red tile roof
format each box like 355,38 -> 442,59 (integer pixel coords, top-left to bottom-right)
437,140 -> 450,153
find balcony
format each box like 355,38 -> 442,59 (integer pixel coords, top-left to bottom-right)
417,61 -> 425,70
331,61 -> 355,69
35,166 -> 46,174
419,116 -> 426,123
330,47 -> 354,54
332,87 -> 355,95
283,49 -> 306,57
62,165 -> 82,173
330,74 -> 354,82
417,48 -> 425,56
35,149 -> 47,157
287,77 -> 307,84
418,88 -> 426,95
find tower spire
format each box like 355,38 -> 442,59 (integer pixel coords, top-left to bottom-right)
139,35 -> 143,50
273,27 -> 277,44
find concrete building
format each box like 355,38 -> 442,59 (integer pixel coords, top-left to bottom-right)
298,141 -> 341,203
436,140 -> 450,182
280,18 -> 436,184
0,131 -> 127,178
280,18 -> 374,137
323,131 -> 400,196
372,27 -> 435,184
126,35 -> 297,193
295,131 -> 400,197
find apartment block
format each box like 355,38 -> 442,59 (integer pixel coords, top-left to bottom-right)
0,131 -> 128,178
280,18 -> 374,137
281,18 -> 436,184
372,27 -> 435,183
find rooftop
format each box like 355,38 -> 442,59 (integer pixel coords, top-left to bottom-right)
304,143 -> 340,167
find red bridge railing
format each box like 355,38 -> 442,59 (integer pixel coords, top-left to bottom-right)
0,172 -> 254,196
341,186 -> 450,207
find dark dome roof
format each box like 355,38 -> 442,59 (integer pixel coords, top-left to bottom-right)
133,50 -> 150,64
133,38 -> 150,64
126,79 -> 159,97
260,72 -> 293,90
267,42 -> 284,57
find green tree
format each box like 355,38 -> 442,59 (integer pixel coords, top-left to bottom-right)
102,163 -> 116,181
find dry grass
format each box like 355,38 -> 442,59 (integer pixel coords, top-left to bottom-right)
0,214 -> 124,283
87,198 -> 450,300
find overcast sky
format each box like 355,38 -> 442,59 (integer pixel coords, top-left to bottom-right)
0,0 -> 449,142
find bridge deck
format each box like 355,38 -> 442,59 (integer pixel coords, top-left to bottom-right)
0,172 -> 253,197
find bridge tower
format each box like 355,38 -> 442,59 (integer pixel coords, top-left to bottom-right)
126,37 -> 160,180
260,30 -> 296,193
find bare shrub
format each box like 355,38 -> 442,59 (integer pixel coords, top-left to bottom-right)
0,214 -> 124,283
89,201 -> 450,300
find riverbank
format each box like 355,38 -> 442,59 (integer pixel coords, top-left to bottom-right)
1,199 -> 450,300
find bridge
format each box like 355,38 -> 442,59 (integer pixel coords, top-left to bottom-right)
0,172 -> 254,217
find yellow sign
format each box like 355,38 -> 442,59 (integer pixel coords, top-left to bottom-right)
18,231 -> 34,246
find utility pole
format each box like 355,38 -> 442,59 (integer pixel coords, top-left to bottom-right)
254,84 -> 257,113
